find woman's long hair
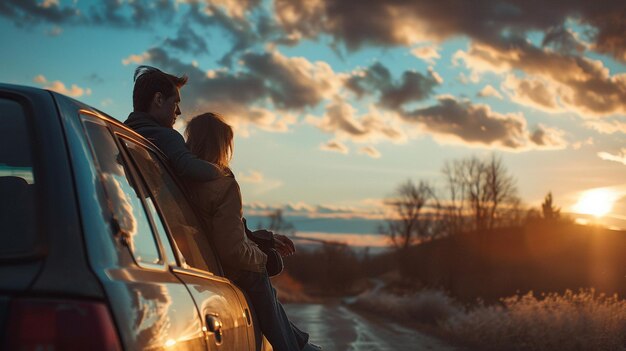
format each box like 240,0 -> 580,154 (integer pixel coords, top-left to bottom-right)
185,112 -> 233,169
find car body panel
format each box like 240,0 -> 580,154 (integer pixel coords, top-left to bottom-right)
70,109 -> 209,350
173,267 -> 256,351
0,85 -> 102,297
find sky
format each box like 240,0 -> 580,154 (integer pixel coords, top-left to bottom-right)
1,0 -> 625,237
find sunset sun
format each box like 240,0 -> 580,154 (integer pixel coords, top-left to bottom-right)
573,189 -> 618,218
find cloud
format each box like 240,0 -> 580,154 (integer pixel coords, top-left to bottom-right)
584,119 -> 626,135
45,25 -> 62,36
272,0 -> 626,62
4,0 -> 626,66
306,100 -> 407,144
541,25 -> 587,55
401,96 -> 566,150
598,149 -> 626,166
242,50 -> 343,109
411,45 -> 441,64
284,202 -> 317,213
320,140 -> 349,154
346,62 -> 441,109
202,0 -> 261,20
502,74 -> 561,112
0,0 -> 79,25
132,48 -> 261,117
455,41 -> 626,117
528,124 -> 568,149
359,146 -> 381,159
1,1 -> 262,66
33,74 -> 46,84
242,200 -> 386,220
89,0 -> 177,28
0,0 -> 175,28
40,0 -> 59,8
85,73 -> 104,84
585,7 -> 626,62
122,52 -> 152,66
186,2 -> 273,66
141,47 -> 336,133
33,75 -> 91,97
572,137 -> 593,150
477,85 -> 503,99
162,23 -> 209,55
238,170 -> 264,183
239,176 -> 283,196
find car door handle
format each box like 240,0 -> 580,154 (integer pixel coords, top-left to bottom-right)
244,308 -> 252,326
205,314 -> 223,344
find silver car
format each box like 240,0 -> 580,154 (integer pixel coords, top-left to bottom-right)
0,83 -> 272,351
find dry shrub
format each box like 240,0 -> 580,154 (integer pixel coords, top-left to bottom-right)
442,289 -> 626,351
353,289 -> 461,325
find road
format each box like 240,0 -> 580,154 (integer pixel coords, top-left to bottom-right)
283,302 -> 459,351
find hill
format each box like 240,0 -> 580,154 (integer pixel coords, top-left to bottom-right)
400,221 -> 626,302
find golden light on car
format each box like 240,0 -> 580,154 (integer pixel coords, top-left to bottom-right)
573,188 -> 618,218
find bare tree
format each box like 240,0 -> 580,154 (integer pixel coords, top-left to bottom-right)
441,160 -> 467,236
261,209 -> 296,236
380,180 -> 436,250
441,154 -> 520,233
484,155 -> 519,230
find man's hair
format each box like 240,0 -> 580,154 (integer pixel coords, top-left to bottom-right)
132,65 -> 188,112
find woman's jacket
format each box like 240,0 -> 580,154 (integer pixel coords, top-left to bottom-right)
187,174 -> 267,278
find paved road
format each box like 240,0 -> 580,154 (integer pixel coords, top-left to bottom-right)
284,302 -> 458,351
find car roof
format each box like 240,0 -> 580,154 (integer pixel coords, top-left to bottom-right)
0,83 -> 167,159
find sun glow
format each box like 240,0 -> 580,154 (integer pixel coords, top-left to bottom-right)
573,189 -> 617,218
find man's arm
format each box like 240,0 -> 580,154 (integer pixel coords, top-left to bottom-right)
158,129 -> 223,181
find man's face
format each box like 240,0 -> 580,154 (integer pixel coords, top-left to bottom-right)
153,88 -> 181,128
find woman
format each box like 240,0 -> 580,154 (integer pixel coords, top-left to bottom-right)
185,112 -> 320,351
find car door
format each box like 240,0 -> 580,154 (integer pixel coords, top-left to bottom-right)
78,114 -> 207,351
117,131 -> 259,351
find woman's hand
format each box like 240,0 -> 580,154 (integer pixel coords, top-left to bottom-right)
273,233 -> 296,257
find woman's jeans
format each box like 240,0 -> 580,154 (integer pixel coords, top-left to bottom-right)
233,270 -> 309,351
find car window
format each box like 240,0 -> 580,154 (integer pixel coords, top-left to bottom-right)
122,139 -> 220,273
81,119 -> 161,266
0,98 -> 37,255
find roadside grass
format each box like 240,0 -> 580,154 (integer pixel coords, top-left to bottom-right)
352,288 -> 626,351
352,289 -> 461,325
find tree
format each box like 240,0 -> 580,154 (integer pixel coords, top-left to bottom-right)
441,154 -> 520,233
261,209 -> 296,236
380,180 -> 437,250
441,160 -> 468,236
483,155 -> 519,230
541,192 -> 561,220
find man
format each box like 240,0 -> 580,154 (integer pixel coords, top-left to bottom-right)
125,66 -> 320,351
124,65 -> 297,252
124,65 -> 223,182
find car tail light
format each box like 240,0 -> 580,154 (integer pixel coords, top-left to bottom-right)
4,298 -> 122,351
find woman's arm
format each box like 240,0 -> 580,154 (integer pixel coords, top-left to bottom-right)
212,179 -> 267,272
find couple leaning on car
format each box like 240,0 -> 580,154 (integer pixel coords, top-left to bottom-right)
123,66 -> 321,351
